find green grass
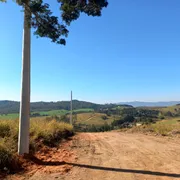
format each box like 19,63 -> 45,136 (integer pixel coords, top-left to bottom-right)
73,108 -> 94,113
0,118 -> 73,172
0,108 -> 94,120
0,113 -> 19,120
36,109 -> 68,116
36,108 -> 94,116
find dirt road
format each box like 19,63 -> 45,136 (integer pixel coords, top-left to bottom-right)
19,132 -> 180,180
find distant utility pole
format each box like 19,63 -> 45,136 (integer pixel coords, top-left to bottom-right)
70,91 -> 73,125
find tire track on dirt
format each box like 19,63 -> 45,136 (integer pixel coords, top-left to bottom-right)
64,132 -> 180,180
27,132 -> 180,180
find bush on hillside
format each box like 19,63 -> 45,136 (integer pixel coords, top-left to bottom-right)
101,115 -> 108,120
111,115 -> 135,128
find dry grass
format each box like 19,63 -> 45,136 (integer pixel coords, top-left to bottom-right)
30,119 -> 73,147
0,118 -> 73,172
126,118 -> 180,136
76,112 -> 115,125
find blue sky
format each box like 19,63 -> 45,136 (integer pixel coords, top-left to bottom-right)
0,0 -> 180,104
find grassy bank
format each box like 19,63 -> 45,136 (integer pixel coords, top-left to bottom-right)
125,118 -> 180,136
0,119 -> 73,173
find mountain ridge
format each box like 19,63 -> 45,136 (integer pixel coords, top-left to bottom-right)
118,101 -> 180,107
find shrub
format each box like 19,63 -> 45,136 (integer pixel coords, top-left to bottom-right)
0,140 -> 20,172
101,115 -> 107,120
0,122 -> 10,138
111,115 -> 135,128
0,144 -> 13,170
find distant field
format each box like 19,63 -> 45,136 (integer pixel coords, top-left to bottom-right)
73,108 -> 94,113
158,117 -> 180,125
0,113 -> 19,120
35,109 -> 68,116
34,108 -> 94,116
112,106 -> 133,110
75,112 -> 117,126
0,108 -> 94,120
143,105 -> 180,114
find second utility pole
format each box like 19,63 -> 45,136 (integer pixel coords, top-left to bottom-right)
70,90 -> 73,125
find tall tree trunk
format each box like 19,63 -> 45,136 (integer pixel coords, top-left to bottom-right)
18,0 -> 31,155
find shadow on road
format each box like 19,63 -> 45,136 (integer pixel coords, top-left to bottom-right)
28,156 -> 180,178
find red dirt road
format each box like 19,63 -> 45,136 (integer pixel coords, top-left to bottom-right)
6,132 -> 180,180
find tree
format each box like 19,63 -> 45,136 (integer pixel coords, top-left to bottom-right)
0,0 -> 108,154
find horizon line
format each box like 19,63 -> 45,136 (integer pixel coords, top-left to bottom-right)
1,99 -> 180,104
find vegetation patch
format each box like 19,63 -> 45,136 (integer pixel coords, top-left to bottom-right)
124,118 -> 180,137
0,119 -> 73,174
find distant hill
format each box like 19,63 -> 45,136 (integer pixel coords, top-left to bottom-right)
0,100 -> 20,114
118,101 -> 180,107
2,100 -> 179,114
0,100 -> 129,114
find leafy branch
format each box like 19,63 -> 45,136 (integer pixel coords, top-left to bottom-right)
0,0 -> 108,44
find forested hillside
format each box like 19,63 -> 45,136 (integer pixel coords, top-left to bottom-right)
0,100 -> 132,114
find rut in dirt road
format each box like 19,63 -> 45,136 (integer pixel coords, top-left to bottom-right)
29,132 -> 180,180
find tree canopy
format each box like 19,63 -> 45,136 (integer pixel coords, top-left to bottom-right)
0,0 -> 108,44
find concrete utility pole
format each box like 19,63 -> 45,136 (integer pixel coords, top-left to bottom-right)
70,91 -> 73,125
18,0 -> 31,155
